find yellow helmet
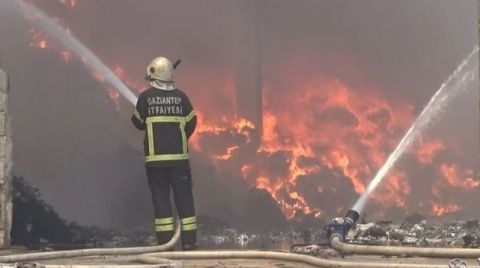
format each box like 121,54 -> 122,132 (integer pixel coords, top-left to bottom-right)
145,57 -> 174,82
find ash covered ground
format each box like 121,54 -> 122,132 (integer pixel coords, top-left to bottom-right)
12,176 -> 480,253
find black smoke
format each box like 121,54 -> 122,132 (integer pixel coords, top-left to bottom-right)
0,0 -> 477,230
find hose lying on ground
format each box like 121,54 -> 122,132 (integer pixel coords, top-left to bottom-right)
1,251 -> 478,268
3,265 -> 176,268
331,236 -> 480,258
44,261 -> 176,268
0,241 -> 478,267
0,223 -> 181,263
137,250 -> 468,268
1,226 -> 480,267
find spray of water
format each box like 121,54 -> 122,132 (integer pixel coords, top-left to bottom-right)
1,0 -> 138,105
4,1 -> 478,216
352,46 -> 479,214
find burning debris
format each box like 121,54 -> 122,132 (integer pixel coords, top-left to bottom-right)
0,0 -> 477,231
290,213 -> 480,261
344,215 -> 480,248
10,176 -> 480,252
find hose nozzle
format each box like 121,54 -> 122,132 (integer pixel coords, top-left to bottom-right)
326,210 -> 359,242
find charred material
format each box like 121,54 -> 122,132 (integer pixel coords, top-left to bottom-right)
347,217 -> 480,248
11,176 -> 114,248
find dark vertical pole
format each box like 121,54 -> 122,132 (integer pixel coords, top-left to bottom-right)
0,59 -> 12,248
234,0 -> 263,145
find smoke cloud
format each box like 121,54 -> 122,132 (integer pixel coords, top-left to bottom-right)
0,0 -> 477,229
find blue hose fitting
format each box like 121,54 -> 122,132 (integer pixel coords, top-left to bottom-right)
326,210 -> 359,241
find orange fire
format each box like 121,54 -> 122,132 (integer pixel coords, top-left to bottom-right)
234,118 -> 255,142
242,77 -> 416,217
61,49 -> 71,62
25,1 -> 476,220
38,39 -> 47,49
415,138 -> 446,164
216,146 -> 240,161
108,88 -> 121,111
432,202 -> 460,217
189,111 -> 255,154
29,28 -> 48,49
188,68 -> 475,219
113,65 -> 146,93
428,162 -> 478,217
373,170 -> 411,209
440,163 -> 480,189
26,16 -> 142,110
59,0 -> 77,7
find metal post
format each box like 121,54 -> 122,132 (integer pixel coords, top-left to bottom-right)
0,61 -> 12,247
234,0 -> 263,144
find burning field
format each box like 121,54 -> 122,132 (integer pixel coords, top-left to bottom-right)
0,0 -> 478,229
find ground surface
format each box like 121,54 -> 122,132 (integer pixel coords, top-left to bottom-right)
0,248 -> 479,267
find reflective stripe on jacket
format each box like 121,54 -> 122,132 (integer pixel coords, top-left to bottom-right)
132,87 -> 197,166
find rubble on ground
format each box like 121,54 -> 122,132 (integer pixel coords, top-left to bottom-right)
346,216 -> 480,248
11,180 -> 479,253
11,176 -> 117,248
291,214 -> 480,259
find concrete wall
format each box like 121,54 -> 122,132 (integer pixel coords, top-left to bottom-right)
0,68 -> 12,247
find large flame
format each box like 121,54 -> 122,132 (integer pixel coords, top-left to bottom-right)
243,77 -> 416,218
432,202 -> 460,217
415,138 -> 446,164
24,0 -> 478,221
439,163 -> 480,189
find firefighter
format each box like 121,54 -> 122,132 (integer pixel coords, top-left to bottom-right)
131,56 -> 198,250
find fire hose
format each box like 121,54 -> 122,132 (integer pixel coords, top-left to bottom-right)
0,231 -> 477,268
0,215 -> 478,267
330,236 -> 480,259
0,183 -> 477,265
0,249 -> 472,268
136,250 -> 474,268
327,210 -> 480,259
0,221 -> 475,268
0,222 -> 181,263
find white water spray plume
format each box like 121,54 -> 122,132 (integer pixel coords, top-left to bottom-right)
2,0 -> 478,218
1,0 -> 138,105
352,46 -> 479,214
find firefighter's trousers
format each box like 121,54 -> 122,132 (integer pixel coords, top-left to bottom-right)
146,165 -> 197,247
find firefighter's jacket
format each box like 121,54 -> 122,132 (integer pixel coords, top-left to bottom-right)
132,87 -> 197,167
